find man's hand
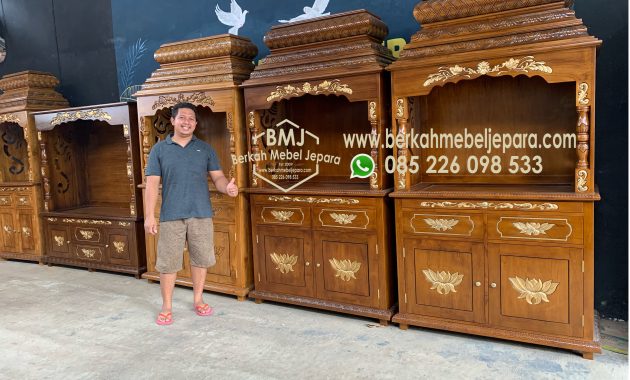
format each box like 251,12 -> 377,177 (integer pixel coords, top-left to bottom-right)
226,178 -> 238,197
144,217 -> 158,235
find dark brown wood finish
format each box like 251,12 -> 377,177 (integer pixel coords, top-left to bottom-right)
243,10 -> 397,323
389,0 -> 601,358
0,71 -> 68,263
134,34 -> 258,300
32,102 -> 146,276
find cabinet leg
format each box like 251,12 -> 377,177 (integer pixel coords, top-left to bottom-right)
134,274 -> 141,279
379,319 -> 389,327
581,352 -> 594,360
88,268 -> 94,273
38,260 -> 44,265
399,323 -> 409,330
254,299 -> 263,304
47,263 -> 52,267
0,257 -> 6,261
147,279 -> 158,284
237,296 -> 246,302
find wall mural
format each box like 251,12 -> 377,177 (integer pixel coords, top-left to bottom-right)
111,0 -> 426,100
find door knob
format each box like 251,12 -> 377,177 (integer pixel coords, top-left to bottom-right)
490,283 -> 497,288
475,281 -> 481,287
305,261 -> 310,266
316,263 -> 321,267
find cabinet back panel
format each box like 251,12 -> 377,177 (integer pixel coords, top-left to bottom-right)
47,125 -> 85,210
85,123 -> 129,205
0,123 -> 29,183
416,76 -> 576,185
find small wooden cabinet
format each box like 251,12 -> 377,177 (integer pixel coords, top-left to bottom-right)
134,35 -> 258,300
33,102 -> 146,276
389,0 -> 601,358
243,10 -> 397,323
0,71 -> 68,262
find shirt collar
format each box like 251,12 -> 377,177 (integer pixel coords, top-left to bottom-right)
165,134 -> 197,145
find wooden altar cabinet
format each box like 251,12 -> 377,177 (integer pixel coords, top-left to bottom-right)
242,10 -> 397,324
0,71 -> 68,263
33,102 -> 145,276
388,0 -> 602,358
134,34 -> 258,300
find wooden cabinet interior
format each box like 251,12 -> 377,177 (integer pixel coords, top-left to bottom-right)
0,71 -> 68,262
134,34 -> 258,300
33,102 -> 146,276
243,10 -> 397,323
389,0 -> 601,359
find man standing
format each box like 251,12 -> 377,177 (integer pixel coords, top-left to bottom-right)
144,102 -> 238,325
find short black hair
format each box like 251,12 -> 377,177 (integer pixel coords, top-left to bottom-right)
171,102 -> 197,119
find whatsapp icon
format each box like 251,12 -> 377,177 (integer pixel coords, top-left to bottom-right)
350,153 -> 375,179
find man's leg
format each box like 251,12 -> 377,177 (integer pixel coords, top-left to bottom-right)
160,272 -> 177,314
187,218 -> 216,312
190,265 -> 207,307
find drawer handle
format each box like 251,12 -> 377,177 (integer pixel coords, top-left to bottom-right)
422,269 -> 464,295
512,222 -> 555,236
330,213 -> 356,225
475,281 -> 481,287
269,252 -> 297,274
316,263 -> 321,268
305,261 -> 310,266
490,283 -> 497,288
509,276 -> 559,305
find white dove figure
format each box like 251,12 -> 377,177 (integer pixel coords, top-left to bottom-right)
215,0 -> 248,35
278,0 -> 330,23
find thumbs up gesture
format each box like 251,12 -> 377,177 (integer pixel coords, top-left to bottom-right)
226,178 -> 238,197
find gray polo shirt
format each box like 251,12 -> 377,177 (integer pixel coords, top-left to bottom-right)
145,134 -> 221,222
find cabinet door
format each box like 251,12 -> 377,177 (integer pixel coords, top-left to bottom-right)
255,226 -> 314,297
206,223 -> 234,284
47,224 -> 70,257
313,231 -> 378,308
402,239 -> 485,323
107,228 -> 132,266
16,211 -> 36,253
488,243 -> 583,337
0,211 -> 18,252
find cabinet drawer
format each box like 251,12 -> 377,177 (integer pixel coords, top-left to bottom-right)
401,210 -> 484,240
0,195 -> 12,206
488,214 -> 583,245
72,226 -> 103,243
403,199 -> 582,213
14,194 -> 32,208
314,207 -> 376,231
254,205 -> 311,227
74,244 -> 105,262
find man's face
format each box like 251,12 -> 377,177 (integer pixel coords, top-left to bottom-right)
171,107 -> 197,138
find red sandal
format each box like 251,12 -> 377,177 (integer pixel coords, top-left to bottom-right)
194,303 -> 213,316
156,312 -> 173,325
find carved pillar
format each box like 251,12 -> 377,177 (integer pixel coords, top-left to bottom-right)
368,101 -> 379,190
37,131 -> 51,211
576,106 -> 589,169
249,111 -> 261,187
226,112 -> 236,180
141,116 -> 152,177
123,125 -> 136,216
395,98 -> 410,190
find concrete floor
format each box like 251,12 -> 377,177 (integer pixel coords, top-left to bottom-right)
0,260 -> 627,380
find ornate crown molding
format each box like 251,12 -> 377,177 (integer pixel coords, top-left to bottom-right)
154,35 -> 258,64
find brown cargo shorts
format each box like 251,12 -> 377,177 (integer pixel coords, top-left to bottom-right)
156,217 -> 216,273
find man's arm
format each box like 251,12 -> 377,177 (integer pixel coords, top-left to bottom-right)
209,170 -> 238,197
144,175 -> 161,234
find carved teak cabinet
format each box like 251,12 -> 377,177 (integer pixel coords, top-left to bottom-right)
135,35 -> 258,300
33,102 -> 146,276
388,0 -> 601,358
0,71 -> 68,262
242,10 -> 397,324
